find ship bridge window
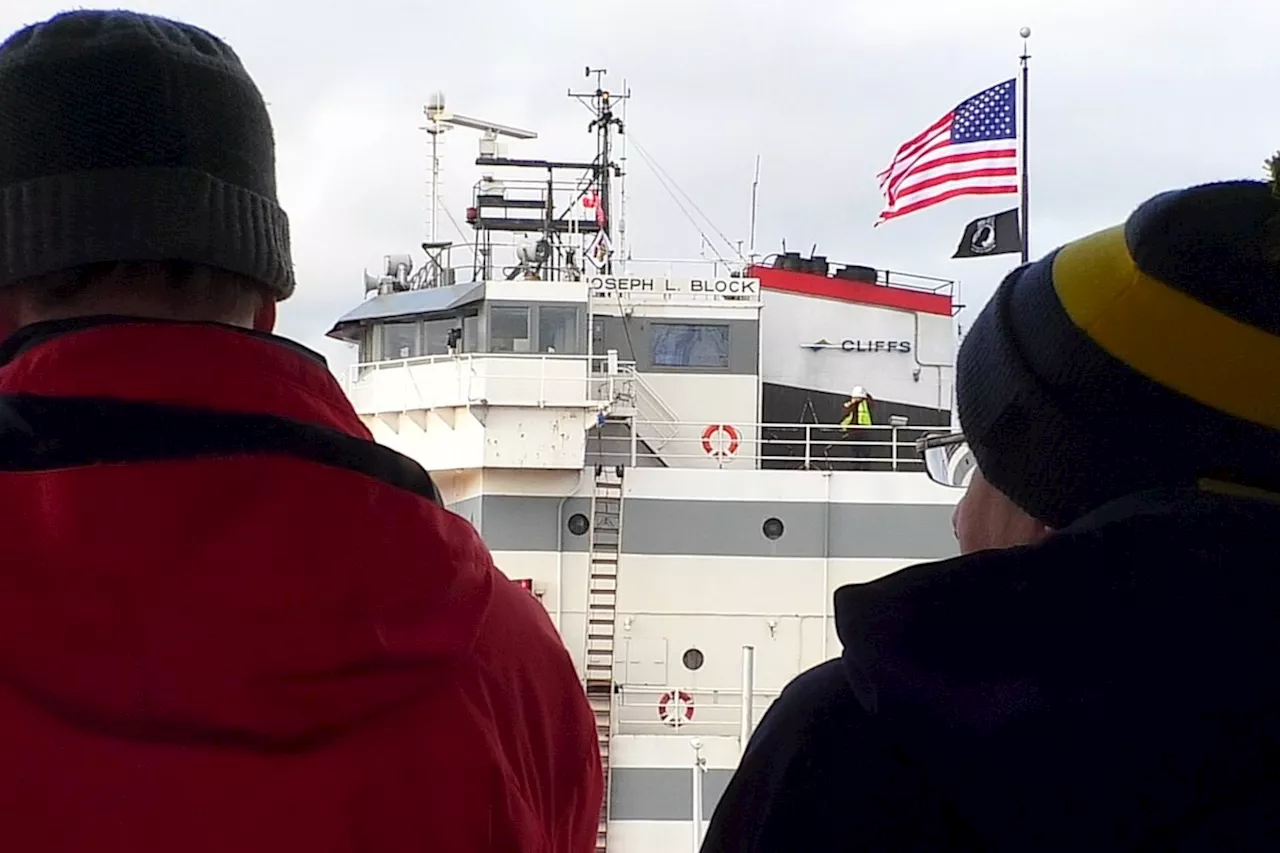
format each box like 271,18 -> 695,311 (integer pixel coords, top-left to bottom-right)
490,305 -> 531,353
537,305 -> 580,354
423,318 -> 457,356
381,321 -> 419,360
462,313 -> 480,352
358,326 -> 375,363
651,322 -> 730,370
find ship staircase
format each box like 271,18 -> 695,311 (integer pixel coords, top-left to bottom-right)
592,366 -> 681,470
585,463 -> 624,853
611,370 -> 680,452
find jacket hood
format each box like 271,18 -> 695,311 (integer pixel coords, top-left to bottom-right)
0,320 -> 492,750
836,485 -> 1280,851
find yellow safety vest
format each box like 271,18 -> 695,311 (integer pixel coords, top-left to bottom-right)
839,399 -> 872,428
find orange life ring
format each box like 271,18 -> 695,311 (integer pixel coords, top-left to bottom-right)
657,690 -> 695,725
700,424 -> 741,458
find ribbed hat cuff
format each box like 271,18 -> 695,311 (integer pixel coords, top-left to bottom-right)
0,166 -> 294,299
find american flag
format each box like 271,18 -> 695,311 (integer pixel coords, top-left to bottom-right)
876,79 -> 1018,223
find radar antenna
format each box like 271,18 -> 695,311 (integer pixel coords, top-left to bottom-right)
421,92 -> 539,243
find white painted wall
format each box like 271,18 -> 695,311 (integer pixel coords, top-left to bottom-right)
457,470 -> 957,684
636,373 -> 759,470
760,289 -> 955,410
348,353 -> 599,412
363,408 -> 486,470
472,464 -> 963,853
482,408 -> 590,468
489,550 -> 932,736
589,298 -> 761,322
430,469 -> 486,504
479,468 -> 590,497
363,406 -> 590,470
485,278 -> 590,304
590,295 -> 764,469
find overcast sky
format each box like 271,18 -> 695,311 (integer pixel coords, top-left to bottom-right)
6,0 -> 1280,370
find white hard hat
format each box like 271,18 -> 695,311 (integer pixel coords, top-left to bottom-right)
851,386 -> 867,397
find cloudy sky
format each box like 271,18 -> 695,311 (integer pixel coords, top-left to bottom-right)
5,0 -> 1279,370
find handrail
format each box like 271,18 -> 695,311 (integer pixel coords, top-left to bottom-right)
350,350 -> 622,372
341,356 -> 946,472
747,258 -> 955,297
627,372 -> 680,424
612,685 -> 784,735
345,352 -> 634,390
383,239 -> 751,291
344,352 -> 636,412
586,419 -> 938,472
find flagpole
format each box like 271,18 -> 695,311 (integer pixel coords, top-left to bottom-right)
1019,27 -> 1031,264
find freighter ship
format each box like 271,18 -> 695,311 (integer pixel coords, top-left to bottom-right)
329,73 -> 963,852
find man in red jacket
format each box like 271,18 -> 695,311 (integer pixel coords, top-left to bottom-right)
0,10 -> 602,852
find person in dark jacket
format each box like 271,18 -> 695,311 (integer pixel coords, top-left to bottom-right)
0,11 -> 602,852
703,175 -> 1280,852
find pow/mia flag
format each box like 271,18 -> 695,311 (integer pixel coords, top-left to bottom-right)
953,208 -> 1022,258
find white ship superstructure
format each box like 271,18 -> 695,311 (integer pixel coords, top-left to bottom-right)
330,74 -> 963,852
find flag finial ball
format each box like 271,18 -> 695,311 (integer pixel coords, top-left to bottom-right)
1019,27 -> 1032,39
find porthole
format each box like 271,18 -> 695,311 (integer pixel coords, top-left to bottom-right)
762,517 -> 785,540
682,648 -> 705,671
567,513 -> 591,536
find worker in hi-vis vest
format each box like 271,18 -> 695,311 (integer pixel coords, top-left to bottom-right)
840,386 -> 874,429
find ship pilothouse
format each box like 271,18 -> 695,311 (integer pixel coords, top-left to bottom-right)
328,73 -> 777,476
328,71 -> 956,475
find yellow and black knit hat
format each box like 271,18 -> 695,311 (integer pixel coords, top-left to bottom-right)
956,177 -> 1280,527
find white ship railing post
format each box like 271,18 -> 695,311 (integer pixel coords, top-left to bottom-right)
739,645 -> 756,755
803,424 -> 812,469
889,415 -> 909,470
606,349 -> 619,406
691,737 -> 706,851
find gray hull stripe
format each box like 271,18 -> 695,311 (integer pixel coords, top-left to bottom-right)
449,495 -> 957,560
608,767 -> 735,821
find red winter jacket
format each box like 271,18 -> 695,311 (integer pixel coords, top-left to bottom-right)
0,318 -> 602,852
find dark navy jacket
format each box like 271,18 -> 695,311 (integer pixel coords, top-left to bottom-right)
704,485 -> 1280,852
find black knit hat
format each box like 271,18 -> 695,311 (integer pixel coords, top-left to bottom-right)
0,10 -> 294,299
957,179 -> 1280,528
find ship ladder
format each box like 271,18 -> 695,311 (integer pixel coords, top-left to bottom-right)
586,464 -> 623,853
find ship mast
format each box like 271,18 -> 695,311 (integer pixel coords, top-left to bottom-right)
570,68 -> 628,274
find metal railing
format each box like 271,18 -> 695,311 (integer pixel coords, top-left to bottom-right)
746,260 -> 956,300
612,685 -> 783,737
348,350 -> 617,375
382,237 -> 751,291
865,267 -> 955,295
586,419 -> 936,472
340,356 -> 942,472
609,371 -> 681,449
343,352 -> 639,412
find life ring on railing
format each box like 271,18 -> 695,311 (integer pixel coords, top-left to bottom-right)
701,424 -> 741,458
658,690 -> 695,725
